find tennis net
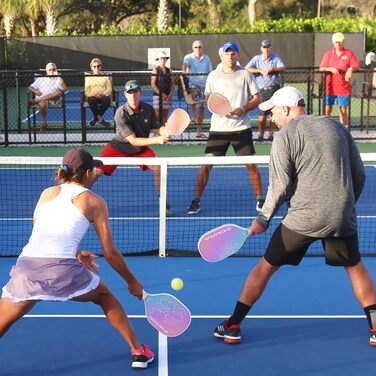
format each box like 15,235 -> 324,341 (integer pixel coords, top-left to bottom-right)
0,154 -> 376,257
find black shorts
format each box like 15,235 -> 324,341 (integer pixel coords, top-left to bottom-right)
204,128 -> 255,156
264,223 -> 361,267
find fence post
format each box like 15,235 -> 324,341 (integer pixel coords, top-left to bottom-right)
2,72 -> 9,146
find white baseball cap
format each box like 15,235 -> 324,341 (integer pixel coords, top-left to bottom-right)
259,86 -> 305,111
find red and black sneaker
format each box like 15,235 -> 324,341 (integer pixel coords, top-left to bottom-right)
213,319 -> 241,344
370,328 -> 376,347
131,344 -> 154,369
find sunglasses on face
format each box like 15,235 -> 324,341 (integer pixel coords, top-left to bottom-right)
92,65 -> 102,68
193,46 -> 203,49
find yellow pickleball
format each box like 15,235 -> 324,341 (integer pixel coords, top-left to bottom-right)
171,277 -> 184,291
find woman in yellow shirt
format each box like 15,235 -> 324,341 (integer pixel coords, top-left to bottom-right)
84,58 -> 113,127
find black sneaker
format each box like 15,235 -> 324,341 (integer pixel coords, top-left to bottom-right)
89,119 -> 96,127
213,319 -> 241,344
268,135 -> 274,142
370,329 -> 376,347
256,198 -> 265,212
187,199 -> 200,215
257,135 -> 264,142
131,344 -> 154,369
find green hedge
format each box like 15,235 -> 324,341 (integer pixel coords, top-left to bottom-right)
44,16 -> 376,52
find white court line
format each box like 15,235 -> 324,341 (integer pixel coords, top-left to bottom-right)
24,314 -> 366,319
4,215 -> 376,221
158,333 -> 168,376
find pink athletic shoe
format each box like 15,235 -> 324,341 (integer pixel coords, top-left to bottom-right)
370,328 -> 376,347
131,344 -> 155,369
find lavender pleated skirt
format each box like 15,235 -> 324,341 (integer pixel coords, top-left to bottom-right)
1,257 -> 100,303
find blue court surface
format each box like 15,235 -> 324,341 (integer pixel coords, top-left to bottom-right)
1,256 -> 376,375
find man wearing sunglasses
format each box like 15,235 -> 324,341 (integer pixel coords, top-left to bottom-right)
246,39 -> 286,142
27,62 -> 67,132
182,40 -> 213,138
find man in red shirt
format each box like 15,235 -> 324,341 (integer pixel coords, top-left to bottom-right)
319,32 -> 359,127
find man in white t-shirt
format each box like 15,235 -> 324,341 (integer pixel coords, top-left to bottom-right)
28,62 -> 67,132
187,41 -> 265,215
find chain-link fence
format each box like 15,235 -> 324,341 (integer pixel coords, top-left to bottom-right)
0,68 -> 375,146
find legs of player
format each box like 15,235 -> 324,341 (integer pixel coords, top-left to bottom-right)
187,165 -> 213,215
238,257 -> 279,306
149,165 -> 161,194
194,164 -> 213,198
213,257 -> 278,343
197,106 -> 205,137
345,261 -> 376,344
0,298 -> 36,337
73,281 -> 142,350
245,163 -> 264,211
345,261 -> 376,308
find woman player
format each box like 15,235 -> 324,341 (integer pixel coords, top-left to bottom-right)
0,148 -> 154,369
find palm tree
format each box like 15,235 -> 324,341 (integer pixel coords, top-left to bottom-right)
23,0 -> 42,36
39,0 -> 60,35
248,0 -> 257,25
157,0 -> 169,32
0,0 -> 24,38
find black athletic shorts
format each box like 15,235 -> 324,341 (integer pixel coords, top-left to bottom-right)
204,128 -> 255,156
264,223 -> 361,267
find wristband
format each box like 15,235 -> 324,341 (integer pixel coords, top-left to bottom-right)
241,106 -> 245,113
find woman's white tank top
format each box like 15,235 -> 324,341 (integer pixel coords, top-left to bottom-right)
20,184 -> 91,259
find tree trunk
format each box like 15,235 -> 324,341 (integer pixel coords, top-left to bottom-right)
30,17 -> 37,37
3,15 -> 15,39
46,10 -> 57,35
207,0 -> 219,27
248,0 -> 257,25
157,0 -> 169,32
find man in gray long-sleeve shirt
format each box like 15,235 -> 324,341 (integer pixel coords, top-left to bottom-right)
213,86 -> 376,347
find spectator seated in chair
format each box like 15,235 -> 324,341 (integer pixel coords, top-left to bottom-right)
84,58 -> 113,127
27,62 -> 67,132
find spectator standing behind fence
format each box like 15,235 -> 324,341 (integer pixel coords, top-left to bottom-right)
151,51 -> 175,125
27,62 -> 67,132
319,32 -> 360,128
245,39 -> 286,142
84,58 -> 112,127
182,40 -> 213,138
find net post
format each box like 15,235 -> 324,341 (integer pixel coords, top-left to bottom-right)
159,160 -> 168,257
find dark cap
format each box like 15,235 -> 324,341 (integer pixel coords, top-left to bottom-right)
124,80 -> 141,92
62,148 -> 102,174
222,41 -> 239,53
261,39 -> 272,48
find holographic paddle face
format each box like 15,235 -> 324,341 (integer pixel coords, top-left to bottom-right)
198,224 -> 249,262
143,291 -> 191,337
166,108 -> 190,136
207,93 -> 233,116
